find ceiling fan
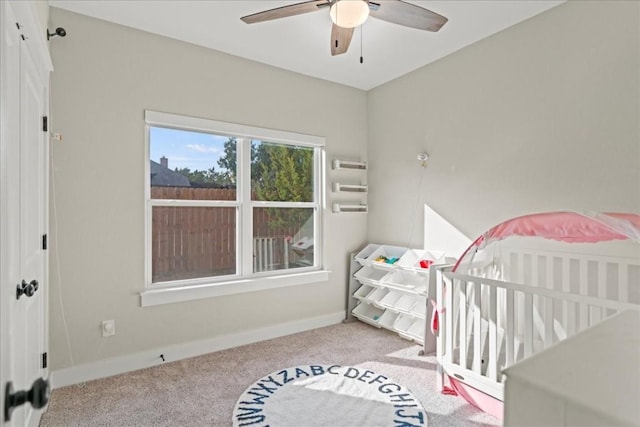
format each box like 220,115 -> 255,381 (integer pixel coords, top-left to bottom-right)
241,0 -> 448,56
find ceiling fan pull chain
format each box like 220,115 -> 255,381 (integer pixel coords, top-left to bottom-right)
360,24 -> 364,64
336,3 -> 339,49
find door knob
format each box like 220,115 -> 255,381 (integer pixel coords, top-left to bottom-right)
16,279 -> 38,300
4,377 -> 50,421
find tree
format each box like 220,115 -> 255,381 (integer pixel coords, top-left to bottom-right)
253,143 -> 313,202
173,165 -> 233,187
217,138 -> 237,183
252,142 -> 314,231
211,139 -> 314,231
216,137 -> 263,182
171,137 -> 238,187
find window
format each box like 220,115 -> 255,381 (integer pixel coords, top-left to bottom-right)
144,111 -> 324,293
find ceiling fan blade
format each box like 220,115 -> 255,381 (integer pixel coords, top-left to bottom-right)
369,0 -> 448,32
330,24 -> 354,56
241,0 -> 329,24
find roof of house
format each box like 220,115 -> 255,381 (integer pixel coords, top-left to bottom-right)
150,160 -> 190,187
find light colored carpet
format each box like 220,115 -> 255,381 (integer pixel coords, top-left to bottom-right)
41,321 -> 501,427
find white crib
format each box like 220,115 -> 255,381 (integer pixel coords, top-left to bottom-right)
430,212 -> 640,418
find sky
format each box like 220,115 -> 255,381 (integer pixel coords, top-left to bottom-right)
149,126 -> 230,172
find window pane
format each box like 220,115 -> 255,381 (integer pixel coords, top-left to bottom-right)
253,207 -> 314,272
152,206 -> 236,282
150,126 -> 236,200
251,141 -> 314,202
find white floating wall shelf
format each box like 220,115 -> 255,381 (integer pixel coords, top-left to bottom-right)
332,182 -> 368,193
331,159 -> 367,213
332,203 -> 368,213
332,159 -> 367,170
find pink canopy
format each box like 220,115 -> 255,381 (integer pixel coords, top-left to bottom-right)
453,211 -> 640,272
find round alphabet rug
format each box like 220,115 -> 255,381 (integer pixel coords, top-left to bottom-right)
232,364 -> 428,427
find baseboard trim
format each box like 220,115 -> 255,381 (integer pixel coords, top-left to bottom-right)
50,310 -> 346,389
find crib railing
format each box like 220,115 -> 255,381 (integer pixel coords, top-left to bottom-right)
436,265 -> 640,401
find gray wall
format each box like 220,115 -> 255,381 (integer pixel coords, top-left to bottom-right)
48,8 -> 367,369
367,0 -> 639,247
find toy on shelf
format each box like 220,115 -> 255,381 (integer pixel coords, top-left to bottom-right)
419,260 -> 433,269
374,256 -> 399,265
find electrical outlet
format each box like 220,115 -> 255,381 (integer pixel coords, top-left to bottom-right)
102,320 -> 115,337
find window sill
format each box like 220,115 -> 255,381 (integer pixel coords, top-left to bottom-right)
139,270 -> 330,307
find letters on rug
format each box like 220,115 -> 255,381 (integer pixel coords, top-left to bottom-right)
233,364 -> 428,427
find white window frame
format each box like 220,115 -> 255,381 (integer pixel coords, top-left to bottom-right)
140,110 -> 328,306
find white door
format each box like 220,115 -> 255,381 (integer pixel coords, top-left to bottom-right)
1,1 -> 50,426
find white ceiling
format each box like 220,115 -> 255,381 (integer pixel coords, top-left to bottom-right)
48,0 -> 564,91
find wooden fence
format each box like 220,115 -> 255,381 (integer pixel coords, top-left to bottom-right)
152,186 -> 236,201
151,186 -> 309,282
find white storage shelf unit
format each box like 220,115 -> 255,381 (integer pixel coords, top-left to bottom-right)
350,244 -> 444,344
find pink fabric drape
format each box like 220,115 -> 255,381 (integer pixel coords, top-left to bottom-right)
452,212 -> 640,272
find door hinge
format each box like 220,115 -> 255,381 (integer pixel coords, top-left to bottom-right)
42,234 -> 47,250
42,352 -> 48,369
42,116 -> 48,132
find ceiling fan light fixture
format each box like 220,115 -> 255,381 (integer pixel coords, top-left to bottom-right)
330,0 -> 369,29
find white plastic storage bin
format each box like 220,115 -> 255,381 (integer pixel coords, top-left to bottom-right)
367,287 -> 389,308
394,294 -> 419,313
393,314 -> 416,339
406,319 -> 426,343
409,299 -> 427,319
354,243 -> 380,267
378,310 -> 400,329
379,290 -> 403,309
397,249 -> 445,273
396,249 -> 427,270
367,245 -> 409,270
353,284 -> 375,301
383,270 -> 428,294
352,303 -> 385,327
354,266 -> 387,286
